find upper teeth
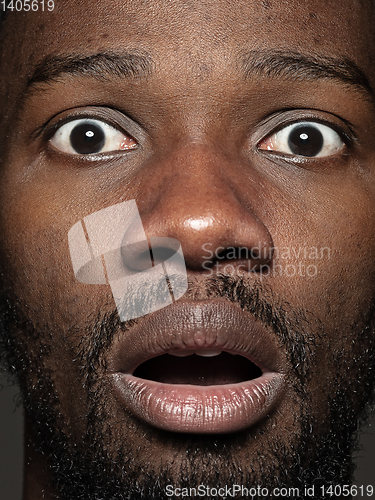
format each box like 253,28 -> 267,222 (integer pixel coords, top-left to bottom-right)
169,350 -> 223,357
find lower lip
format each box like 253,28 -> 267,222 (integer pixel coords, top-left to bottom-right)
110,372 -> 284,433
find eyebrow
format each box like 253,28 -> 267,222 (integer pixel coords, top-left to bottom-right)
20,50 -> 154,102
19,48 -> 375,109
239,49 -> 375,102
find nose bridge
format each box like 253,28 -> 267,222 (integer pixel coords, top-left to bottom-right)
144,142 -> 248,217
138,142 -> 273,270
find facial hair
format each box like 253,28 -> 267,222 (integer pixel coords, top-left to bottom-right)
1,275 -> 375,500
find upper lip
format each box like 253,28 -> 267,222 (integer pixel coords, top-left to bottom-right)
108,298 -> 286,377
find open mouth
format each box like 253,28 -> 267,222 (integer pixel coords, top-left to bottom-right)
109,300 -> 286,434
133,351 -> 263,386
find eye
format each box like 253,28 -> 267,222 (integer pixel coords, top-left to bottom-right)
258,121 -> 345,158
50,118 -> 138,155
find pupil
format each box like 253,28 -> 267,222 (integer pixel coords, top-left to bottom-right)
70,122 -> 105,154
288,125 -> 323,157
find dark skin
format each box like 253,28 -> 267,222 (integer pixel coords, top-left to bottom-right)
1,1 -> 375,498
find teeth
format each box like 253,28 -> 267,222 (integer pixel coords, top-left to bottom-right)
195,350 -> 222,357
169,349 -> 223,357
169,350 -> 195,357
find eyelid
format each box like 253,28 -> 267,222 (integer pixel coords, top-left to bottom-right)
33,106 -> 149,148
251,109 -> 356,150
259,121 -> 350,160
46,115 -> 127,143
49,117 -> 139,156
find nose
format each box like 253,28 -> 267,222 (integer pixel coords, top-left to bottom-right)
137,143 -> 274,273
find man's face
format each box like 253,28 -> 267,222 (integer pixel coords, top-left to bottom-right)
1,1 -> 375,498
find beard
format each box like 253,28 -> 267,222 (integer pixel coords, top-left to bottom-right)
1,274 -> 375,500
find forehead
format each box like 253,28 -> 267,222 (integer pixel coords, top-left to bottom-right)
2,0 -> 375,73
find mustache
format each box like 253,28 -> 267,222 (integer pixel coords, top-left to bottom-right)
78,274 -> 320,388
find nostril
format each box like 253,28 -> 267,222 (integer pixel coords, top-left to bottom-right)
120,236 -> 185,273
204,245 -> 272,274
150,238 -> 181,265
120,239 -> 153,272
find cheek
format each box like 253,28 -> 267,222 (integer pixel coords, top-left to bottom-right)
270,178 -> 375,319
0,214 -> 72,322
0,160 -> 115,329
314,205 -> 375,322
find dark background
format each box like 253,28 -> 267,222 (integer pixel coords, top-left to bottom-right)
1,373 -> 374,499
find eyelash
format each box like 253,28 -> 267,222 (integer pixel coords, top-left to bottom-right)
46,117 -> 138,157
256,118 -> 354,159
37,110 -> 355,162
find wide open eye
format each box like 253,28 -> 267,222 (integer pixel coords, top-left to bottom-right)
50,118 -> 138,155
258,121 -> 345,158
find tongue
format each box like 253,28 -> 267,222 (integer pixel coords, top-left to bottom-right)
133,352 -> 262,386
